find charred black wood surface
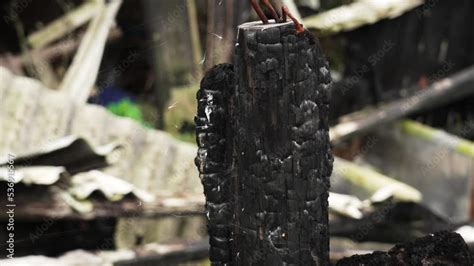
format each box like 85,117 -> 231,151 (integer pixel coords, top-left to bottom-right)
336,231 -> 473,266
232,21 -> 332,266
196,21 -> 333,265
195,64 -> 235,264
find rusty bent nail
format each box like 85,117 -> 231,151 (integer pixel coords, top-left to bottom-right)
282,5 -> 304,34
250,0 -> 305,33
281,6 -> 287,22
261,0 -> 280,22
251,0 -> 269,24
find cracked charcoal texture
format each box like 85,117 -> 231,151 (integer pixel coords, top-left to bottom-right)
232,22 -> 332,266
336,231 -> 473,266
196,22 -> 333,265
195,64 -> 235,264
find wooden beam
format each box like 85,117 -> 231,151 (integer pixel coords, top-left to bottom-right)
0,185 -> 204,221
399,120 -> 474,158
33,27 -> 121,62
330,66 -> 474,144
58,0 -> 123,103
27,0 -> 102,49
0,28 -> 121,79
333,157 -> 422,202
114,240 -> 209,266
304,0 -> 423,35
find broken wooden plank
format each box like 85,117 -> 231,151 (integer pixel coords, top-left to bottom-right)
0,27 -> 121,90
15,20 -> 60,89
0,241 -> 207,266
329,192 -> 364,219
304,0 -> 423,35
330,66 -> 474,144
27,0 -> 102,49
58,0 -> 123,103
114,240 -> 209,266
0,237 -> 395,265
35,27 -> 121,62
358,120 -> 474,222
333,157 -> 422,202
0,184 -> 204,221
400,120 -> 474,158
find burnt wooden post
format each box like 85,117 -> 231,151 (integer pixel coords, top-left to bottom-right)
196,21 -> 333,265
196,64 -> 235,264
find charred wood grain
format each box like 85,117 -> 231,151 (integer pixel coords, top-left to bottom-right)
195,22 -> 332,265
231,21 -> 333,266
195,64 -> 235,264
196,21 -> 333,265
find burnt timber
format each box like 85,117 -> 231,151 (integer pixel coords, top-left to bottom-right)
336,231 -> 472,265
195,64 -> 235,264
196,20 -> 333,265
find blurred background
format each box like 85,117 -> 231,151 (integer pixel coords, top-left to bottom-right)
0,0 -> 472,265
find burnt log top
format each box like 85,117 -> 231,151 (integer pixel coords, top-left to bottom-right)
238,20 -> 294,30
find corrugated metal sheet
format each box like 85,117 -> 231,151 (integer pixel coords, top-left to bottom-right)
0,66 -> 201,198
0,66 -> 204,247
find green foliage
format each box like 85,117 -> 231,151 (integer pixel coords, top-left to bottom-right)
105,84 -> 199,144
107,99 -> 151,127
